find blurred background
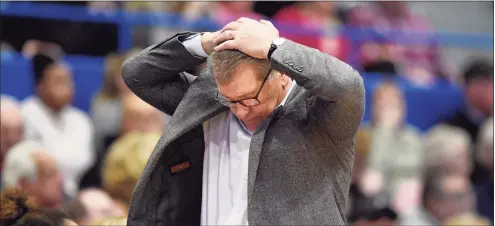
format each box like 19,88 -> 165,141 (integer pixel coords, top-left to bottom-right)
0,1 -> 493,226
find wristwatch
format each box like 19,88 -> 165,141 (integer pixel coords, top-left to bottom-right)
267,37 -> 286,60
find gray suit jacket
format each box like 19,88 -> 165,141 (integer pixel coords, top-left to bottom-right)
122,32 -> 365,226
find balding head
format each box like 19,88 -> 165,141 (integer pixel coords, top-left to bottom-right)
68,188 -> 123,225
121,94 -> 164,134
0,95 -> 24,156
2,141 -> 63,208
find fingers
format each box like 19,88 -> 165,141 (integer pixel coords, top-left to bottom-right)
213,30 -> 236,45
259,19 -> 273,26
214,40 -> 238,52
221,21 -> 241,32
237,17 -> 257,23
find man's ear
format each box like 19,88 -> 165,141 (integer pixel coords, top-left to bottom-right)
280,73 -> 290,87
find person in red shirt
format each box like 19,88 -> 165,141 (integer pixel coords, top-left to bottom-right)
274,2 -> 350,61
347,2 -> 448,85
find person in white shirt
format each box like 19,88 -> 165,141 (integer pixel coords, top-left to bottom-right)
20,54 -> 94,198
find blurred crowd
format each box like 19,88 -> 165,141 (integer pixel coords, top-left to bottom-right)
0,1 -> 493,226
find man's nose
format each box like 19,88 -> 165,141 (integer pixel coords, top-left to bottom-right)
233,104 -> 250,119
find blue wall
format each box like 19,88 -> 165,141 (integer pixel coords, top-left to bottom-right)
0,52 -> 464,132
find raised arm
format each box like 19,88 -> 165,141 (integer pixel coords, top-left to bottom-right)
271,39 -> 365,139
121,32 -> 217,116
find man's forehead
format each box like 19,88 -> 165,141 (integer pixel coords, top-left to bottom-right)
216,71 -> 263,100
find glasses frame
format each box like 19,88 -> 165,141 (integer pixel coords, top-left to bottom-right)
215,69 -> 272,107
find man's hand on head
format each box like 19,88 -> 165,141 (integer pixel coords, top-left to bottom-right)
213,17 -> 279,59
201,31 -> 222,55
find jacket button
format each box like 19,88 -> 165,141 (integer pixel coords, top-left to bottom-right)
282,60 -> 288,64
288,62 -> 294,66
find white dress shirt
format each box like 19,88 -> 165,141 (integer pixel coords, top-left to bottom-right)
20,96 -> 94,198
183,34 -> 294,226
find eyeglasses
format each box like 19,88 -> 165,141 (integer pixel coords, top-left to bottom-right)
215,69 -> 272,108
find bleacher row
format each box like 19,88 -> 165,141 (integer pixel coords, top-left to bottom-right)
1,2 -> 493,131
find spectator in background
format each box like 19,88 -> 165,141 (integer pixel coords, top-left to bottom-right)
80,92 -> 166,190
65,188 -> 123,226
347,129 -> 378,223
274,2 -> 350,61
443,59 -> 493,142
443,59 -> 493,187
20,54 -> 94,199
347,1 -> 445,86
0,188 -> 75,226
0,95 -> 24,183
102,132 -> 161,215
133,2 -> 191,47
80,50 -> 137,189
120,94 -> 166,134
91,52 -> 132,156
361,81 -> 423,215
474,118 -> 494,222
423,124 -> 472,178
401,174 -> 477,225
1,141 -> 64,210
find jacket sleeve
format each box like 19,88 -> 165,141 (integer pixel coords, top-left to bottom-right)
121,32 -> 207,116
270,39 -> 365,141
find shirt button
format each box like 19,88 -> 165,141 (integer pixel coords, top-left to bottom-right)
243,176 -> 248,181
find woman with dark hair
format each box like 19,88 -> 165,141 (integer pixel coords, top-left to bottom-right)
20,54 -> 94,200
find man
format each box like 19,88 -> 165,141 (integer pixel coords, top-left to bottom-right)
443,59 -> 493,196
21,53 -> 94,198
401,174 -> 477,225
66,188 -> 124,225
1,141 -> 64,209
122,18 -> 364,225
443,59 -> 493,142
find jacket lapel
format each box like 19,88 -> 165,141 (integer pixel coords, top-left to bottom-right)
166,76 -> 226,147
156,73 -> 227,166
247,84 -> 304,201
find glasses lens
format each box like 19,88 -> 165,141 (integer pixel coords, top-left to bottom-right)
240,99 -> 260,107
